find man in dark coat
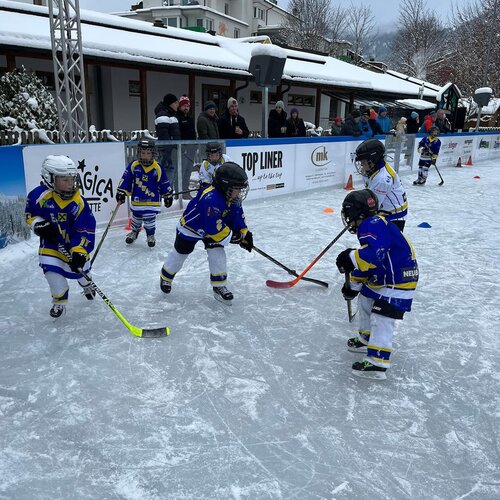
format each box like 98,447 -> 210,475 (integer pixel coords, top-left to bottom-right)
268,100 -> 287,138
197,100 -> 220,140
341,110 -> 362,137
406,111 -> 420,134
218,97 -> 250,139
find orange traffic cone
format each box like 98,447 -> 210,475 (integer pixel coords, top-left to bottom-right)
124,218 -> 132,230
466,155 -> 473,166
455,157 -> 462,168
344,174 -> 354,190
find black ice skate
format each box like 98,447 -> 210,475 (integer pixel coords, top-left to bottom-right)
347,337 -> 368,353
413,178 -> 426,185
82,283 -> 95,300
147,235 -> 156,248
125,230 -> 139,244
160,278 -> 172,294
352,360 -> 387,380
213,286 -> 233,305
50,304 -> 66,318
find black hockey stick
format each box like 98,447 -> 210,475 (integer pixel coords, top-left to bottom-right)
252,245 -> 329,288
345,273 -> 357,323
90,203 -> 120,265
59,246 -> 169,338
434,164 -> 444,186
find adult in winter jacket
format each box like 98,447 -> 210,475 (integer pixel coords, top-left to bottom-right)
376,106 -> 391,133
359,111 -> 374,139
197,101 -> 220,140
268,100 -> 287,138
176,95 -> 198,195
435,109 -> 452,134
218,97 -> 250,139
341,110 -> 362,137
154,93 -> 181,189
406,111 -> 420,134
330,117 -> 343,136
286,108 -> 307,137
419,110 -> 437,133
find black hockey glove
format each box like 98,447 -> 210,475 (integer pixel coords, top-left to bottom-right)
239,231 -> 253,252
163,194 -> 173,208
336,248 -> 355,274
341,282 -> 359,301
431,158 -> 437,165
33,220 -> 58,242
115,189 -> 127,204
69,251 -> 87,273
230,230 -> 242,244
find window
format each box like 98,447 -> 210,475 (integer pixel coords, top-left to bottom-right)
287,94 -> 315,107
224,3 -> 229,15
129,81 -> 141,97
234,28 -> 240,38
196,18 -> 204,27
254,7 -> 265,20
206,18 -> 214,31
166,17 -> 182,27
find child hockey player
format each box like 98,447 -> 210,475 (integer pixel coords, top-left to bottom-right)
198,142 -> 233,190
116,139 -> 173,248
336,189 -> 419,379
413,126 -> 441,185
160,162 -> 253,304
354,138 -> 408,232
25,155 -> 96,318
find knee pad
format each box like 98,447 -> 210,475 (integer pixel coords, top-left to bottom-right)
372,299 -> 404,319
174,234 -> 197,254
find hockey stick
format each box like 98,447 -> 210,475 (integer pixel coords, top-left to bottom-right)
172,188 -> 199,197
266,225 -> 351,289
90,204 -> 120,265
252,245 -> 329,288
345,273 -> 357,323
59,246 -> 169,338
434,164 -> 444,186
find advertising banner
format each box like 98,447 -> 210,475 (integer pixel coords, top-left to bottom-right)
438,135 -> 462,167
23,143 -> 128,226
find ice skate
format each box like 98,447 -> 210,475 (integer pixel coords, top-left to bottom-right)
125,230 -> 139,244
50,304 -> 66,318
82,283 -> 95,300
352,360 -> 387,380
160,278 -> 172,294
347,337 -> 368,353
147,234 -> 156,248
213,286 -> 233,305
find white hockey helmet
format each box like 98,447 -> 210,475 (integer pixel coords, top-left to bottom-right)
41,155 -> 80,199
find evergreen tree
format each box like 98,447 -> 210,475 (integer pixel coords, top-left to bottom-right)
0,66 -> 58,132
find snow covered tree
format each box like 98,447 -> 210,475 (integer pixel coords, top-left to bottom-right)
389,0 -> 447,80
345,3 -> 376,62
0,66 -> 58,134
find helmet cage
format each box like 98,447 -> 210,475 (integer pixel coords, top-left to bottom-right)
213,163 -> 249,204
206,143 -> 222,165
137,139 -> 157,166
354,139 -> 385,177
41,155 -> 80,200
341,189 -> 378,233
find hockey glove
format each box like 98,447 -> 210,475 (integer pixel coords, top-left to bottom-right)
230,230 -> 242,244
336,248 -> 355,274
239,231 -> 253,252
115,189 -> 127,204
69,251 -> 87,273
33,220 -> 58,242
341,282 -> 359,301
204,238 -> 221,249
431,158 -> 437,165
163,194 -> 173,208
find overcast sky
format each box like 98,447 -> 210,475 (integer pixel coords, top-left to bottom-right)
79,0 -> 466,28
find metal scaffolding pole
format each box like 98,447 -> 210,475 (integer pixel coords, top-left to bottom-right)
48,0 -> 88,143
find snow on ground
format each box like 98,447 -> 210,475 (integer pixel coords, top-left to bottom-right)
0,159 -> 499,499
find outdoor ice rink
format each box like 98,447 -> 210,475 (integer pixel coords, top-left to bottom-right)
0,159 -> 499,499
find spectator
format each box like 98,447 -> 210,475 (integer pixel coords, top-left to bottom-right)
406,111 -> 420,134
435,108 -> 451,134
376,106 -> 392,133
286,108 -> 307,137
395,117 -> 407,136
331,116 -> 343,136
341,110 -> 362,137
218,97 -> 250,139
368,109 -> 384,135
359,110 -> 374,139
268,100 -> 288,138
419,110 -> 437,133
176,95 -> 198,198
197,100 -> 220,140
154,93 -> 181,191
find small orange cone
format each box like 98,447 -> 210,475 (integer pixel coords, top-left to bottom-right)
455,157 -> 462,168
344,174 -> 354,190
323,207 -> 334,213
466,155 -> 473,166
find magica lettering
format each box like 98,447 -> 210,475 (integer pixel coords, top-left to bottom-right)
241,151 -> 283,177
80,164 -> 114,212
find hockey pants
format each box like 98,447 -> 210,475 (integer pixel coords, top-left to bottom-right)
130,210 -> 157,236
45,271 -> 92,304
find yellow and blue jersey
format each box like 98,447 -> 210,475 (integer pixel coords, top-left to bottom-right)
350,215 -> 418,312
418,136 -> 441,162
25,184 -> 96,279
177,185 -> 247,245
117,160 -> 172,212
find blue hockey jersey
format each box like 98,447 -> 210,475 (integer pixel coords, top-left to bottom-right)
350,215 -> 418,312
418,136 -> 441,161
177,185 -> 248,245
25,184 -> 96,279
117,160 -> 172,212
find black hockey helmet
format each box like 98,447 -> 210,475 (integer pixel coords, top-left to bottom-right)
354,139 -> 385,176
206,142 -> 222,155
213,162 -> 249,203
341,189 -> 378,233
137,139 -> 157,166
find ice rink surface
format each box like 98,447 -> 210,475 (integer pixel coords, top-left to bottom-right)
0,160 -> 499,499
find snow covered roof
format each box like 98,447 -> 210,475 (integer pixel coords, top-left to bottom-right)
395,99 -> 437,110
0,0 -> 439,99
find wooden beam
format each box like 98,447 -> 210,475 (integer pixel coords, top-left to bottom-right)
315,87 -> 321,126
140,69 -> 148,130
